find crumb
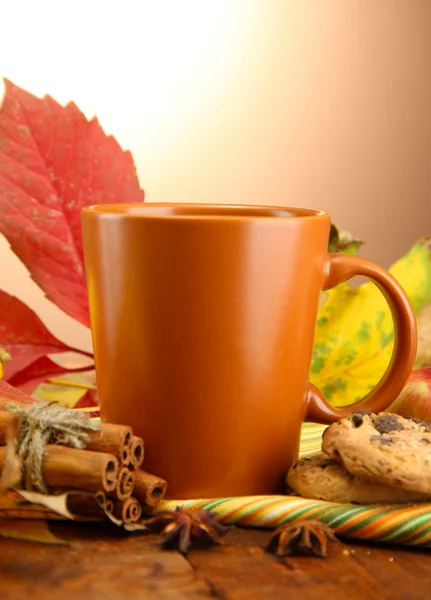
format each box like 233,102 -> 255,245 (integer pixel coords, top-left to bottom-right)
342,549 -> 350,556
389,557 -> 394,562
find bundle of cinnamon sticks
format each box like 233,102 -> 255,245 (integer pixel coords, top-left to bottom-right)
0,411 -> 167,525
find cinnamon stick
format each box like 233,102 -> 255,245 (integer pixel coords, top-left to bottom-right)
109,466 -> 136,500
93,491 -> 114,517
133,470 -> 167,507
0,446 -> 119,493
0,413 -> 133,467
94,490 -> 107,508
128,436 -> 144,470
113,496 -> 142,523
105,498 -> 114,515
85,423 -> 133,466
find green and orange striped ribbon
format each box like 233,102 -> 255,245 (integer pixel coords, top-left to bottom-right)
158,496 -> 431,548
158,423 -> 431,548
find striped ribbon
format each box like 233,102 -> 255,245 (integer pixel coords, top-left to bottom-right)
158,496 -> 431,548
157,423 -> 431,548
85,416 -> 431,547
297,422 -> 326,459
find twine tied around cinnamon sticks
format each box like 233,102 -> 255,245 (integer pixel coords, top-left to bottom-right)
0,403 -> 167,525
0,401 -> 168,525
4,402 -> 101,492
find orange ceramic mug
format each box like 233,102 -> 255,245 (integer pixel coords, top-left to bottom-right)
81,204 -> 417,498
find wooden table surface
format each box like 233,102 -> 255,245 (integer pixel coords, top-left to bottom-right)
0,522 -> 430,600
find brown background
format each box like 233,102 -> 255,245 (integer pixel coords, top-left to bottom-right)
0,0 -> 430,352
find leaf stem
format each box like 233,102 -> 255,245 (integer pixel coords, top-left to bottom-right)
45,379 -> 97,392
67,347 -> 94,360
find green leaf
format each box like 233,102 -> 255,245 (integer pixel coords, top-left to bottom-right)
311,237 -> 431,406
328,224 -> 364,254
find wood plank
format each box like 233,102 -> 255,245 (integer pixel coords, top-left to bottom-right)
0,521 -> 431,600
348,542 -> 431,600
0,523 -> 211,600
188,528 -> 431,600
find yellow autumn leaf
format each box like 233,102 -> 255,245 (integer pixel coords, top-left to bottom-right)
310,238 -> 431,406
0,347 -> 10,379
33,370 -> 96,407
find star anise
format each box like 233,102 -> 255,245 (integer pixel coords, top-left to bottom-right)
142,506 -> 234,555
265,520 -> 338,558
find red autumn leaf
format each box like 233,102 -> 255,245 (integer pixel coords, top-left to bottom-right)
0,379 -> 36,409
0,79 -> 145,327
7,356 -> 92,395
0,290 -> 80,380
74,389 -> 98,408
74,389 -> 99,417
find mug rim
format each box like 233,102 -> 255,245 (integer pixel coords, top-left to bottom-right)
82,202 -> 329,221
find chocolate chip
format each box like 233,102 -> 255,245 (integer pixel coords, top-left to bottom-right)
379,438 -> 393,446
375,415 -> 405,434
422,438 -> 431,444
407,417 -> 431,431
371,435 -> 392,446
351,414 -> 364,428
407,417 -> 424,425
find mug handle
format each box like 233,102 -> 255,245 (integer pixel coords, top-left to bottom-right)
306,253 -> 417,424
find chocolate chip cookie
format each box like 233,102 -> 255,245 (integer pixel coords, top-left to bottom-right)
287,453 -> 431,504
322,412 -> 431,494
